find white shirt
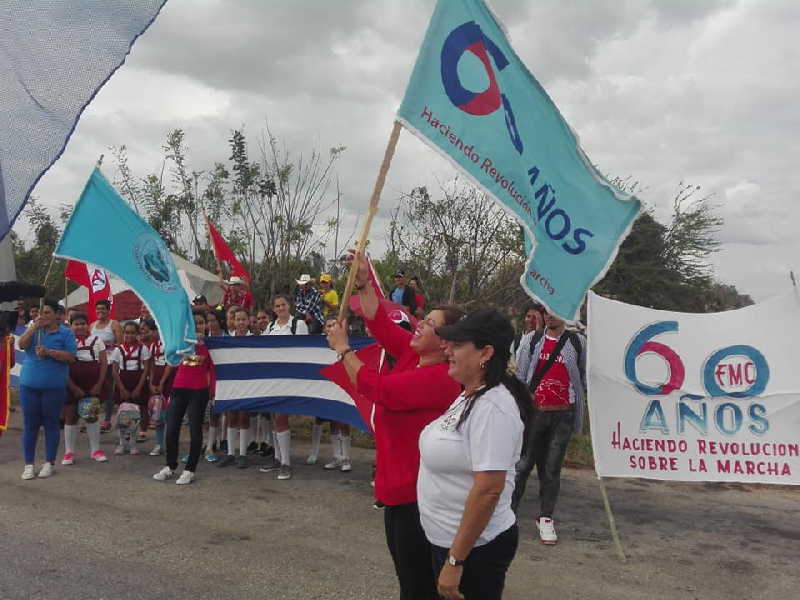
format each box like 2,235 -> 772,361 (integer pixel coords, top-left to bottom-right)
267,316 -> 309,336
109,344 -> 151,371
418,385 -> 523,548
75,335 -> 106,362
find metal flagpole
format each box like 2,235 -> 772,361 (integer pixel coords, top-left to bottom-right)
337,121 -> 402,321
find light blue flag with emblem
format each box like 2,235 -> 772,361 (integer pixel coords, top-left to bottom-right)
56,168 -> 195,364
397,0 -> 641,321
0,0 -> 167,242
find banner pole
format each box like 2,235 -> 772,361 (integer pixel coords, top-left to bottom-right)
598,477 -> 626,562
338,120 -> 402,321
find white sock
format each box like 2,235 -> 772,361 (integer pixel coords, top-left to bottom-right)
341,435 -> 351,461
86,421 -> 101,453
227,427 -> 239,456
118,429 -> 125,447
239,427 -> 249,456
206,426 -> 217,452
310,423 -> 322,457
64,424 -> 78,454
264,419 -> 273,446
330,432 -> 341,460
255,415 -> 264,444
276,430 -> 291,466
272,431 -> 282,462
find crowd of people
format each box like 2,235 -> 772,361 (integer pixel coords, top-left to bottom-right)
10,257 -> 586,600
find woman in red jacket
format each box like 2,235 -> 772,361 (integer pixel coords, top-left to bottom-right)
326,249 -> 463,600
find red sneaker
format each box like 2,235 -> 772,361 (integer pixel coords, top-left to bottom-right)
61,452 -> 76,466
91,450 -> 108,463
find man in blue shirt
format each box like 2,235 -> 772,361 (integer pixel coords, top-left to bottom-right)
389,271 -> 417,314
17,299 -> 77,480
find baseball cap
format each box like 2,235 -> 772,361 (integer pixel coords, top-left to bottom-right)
320,273 -> 333,283
436,308 -> 515,355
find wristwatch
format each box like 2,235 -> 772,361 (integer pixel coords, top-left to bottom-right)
447,554 -> 465,567
338,347 -> 354,361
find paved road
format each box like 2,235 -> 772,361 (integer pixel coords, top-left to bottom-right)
1,416 -> 798,599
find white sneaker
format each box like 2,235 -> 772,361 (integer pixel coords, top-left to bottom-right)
38,462 -> 54,478
306,453 -> 318,465
129,445 -> 140,456
153,466 -> 174,481
324,457 -> 343,470
341,459 -> 352,472
536,517 -> 558,545
149,445 -> 162,456
21,464 -> 35,480
175,470 -> 195,485
114,445 -> 125,455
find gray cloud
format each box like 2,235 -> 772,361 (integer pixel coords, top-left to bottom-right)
25,0 -> 800,302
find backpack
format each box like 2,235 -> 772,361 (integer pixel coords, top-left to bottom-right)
529,330 -> 582,362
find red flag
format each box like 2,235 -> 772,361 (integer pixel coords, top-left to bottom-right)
207,218 -> 251,285
0,336 -> 11,436
65,260 -> 112,322
366,254 -> 385,299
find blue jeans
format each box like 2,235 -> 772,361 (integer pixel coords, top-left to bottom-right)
20,385 -> 66,464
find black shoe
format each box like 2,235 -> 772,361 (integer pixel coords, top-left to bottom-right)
219,440 -> 228,453
259,443 -> 275,458
217,454 -> 236,468
246,441 -> 258,455
236,455 -> 249,469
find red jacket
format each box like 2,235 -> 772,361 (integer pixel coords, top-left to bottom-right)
355,304 -> 460,506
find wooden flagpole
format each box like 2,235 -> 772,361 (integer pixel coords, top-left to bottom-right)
598,477 -> 627,562
337,121 -> 402,321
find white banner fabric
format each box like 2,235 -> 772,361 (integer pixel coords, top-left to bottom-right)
587,291 -> 800,485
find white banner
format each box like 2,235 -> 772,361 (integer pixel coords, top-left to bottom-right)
587,291 -> 800,485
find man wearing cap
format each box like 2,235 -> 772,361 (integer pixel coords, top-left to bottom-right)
513,310 -> 585,545
221,276 -> 253,313
389,271 -> 417,315
319,274 -> 339,319
294,274 -> 325,334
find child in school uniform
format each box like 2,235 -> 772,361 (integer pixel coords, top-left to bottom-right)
109,321 -> 150,455
140,319 -> 173,455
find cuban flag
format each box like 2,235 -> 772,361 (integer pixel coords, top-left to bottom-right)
205,336 -> 374,432
0,1 -> 167,242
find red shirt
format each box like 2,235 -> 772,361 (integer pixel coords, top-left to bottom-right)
172,343 -> 216,395
355,304 -> 460,506
534,336 -> 571,408
222,288 -> 254,312
414,292 -> 425,311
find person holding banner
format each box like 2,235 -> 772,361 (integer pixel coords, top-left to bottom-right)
17,300 -> 77,480
153,310 -> 216,485
513,311 -> 586,545
419,308 -> 528,600
326,249 -> 462,600
220,276 -> 253,314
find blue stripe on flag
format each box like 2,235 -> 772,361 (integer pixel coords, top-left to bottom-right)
214,396 -> 368,431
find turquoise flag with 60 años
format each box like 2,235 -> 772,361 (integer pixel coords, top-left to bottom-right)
397,0 -> 641,321
56,168 -> 196,364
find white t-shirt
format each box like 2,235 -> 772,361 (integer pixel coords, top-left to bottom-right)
267,316 -> 309,336
75,335 -> 106,363
418,385 -> 523,548
109,343 -> 151,371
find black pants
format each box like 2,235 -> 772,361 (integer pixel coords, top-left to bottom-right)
384,502 -> 438,600
165,387 -> 209,472
431,524 -> 519,600
511,408 -> 574,517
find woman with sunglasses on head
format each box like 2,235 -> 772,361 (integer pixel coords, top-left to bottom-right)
419,308 -> 530,600
17,300 -> 77,480
326,249 -> 463,600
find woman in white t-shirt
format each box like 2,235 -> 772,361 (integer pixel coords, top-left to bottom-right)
418,308 -> 531,600
258,294 -> 308,481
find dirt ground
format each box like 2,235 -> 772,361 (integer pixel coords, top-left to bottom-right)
1,410 -> 798,600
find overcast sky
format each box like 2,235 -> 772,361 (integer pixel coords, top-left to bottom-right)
26,0 -> 800,302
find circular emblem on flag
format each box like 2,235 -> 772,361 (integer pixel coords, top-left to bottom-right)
132,233 -> 179,292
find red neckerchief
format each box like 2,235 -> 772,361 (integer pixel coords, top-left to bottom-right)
120,342 -> 142,371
